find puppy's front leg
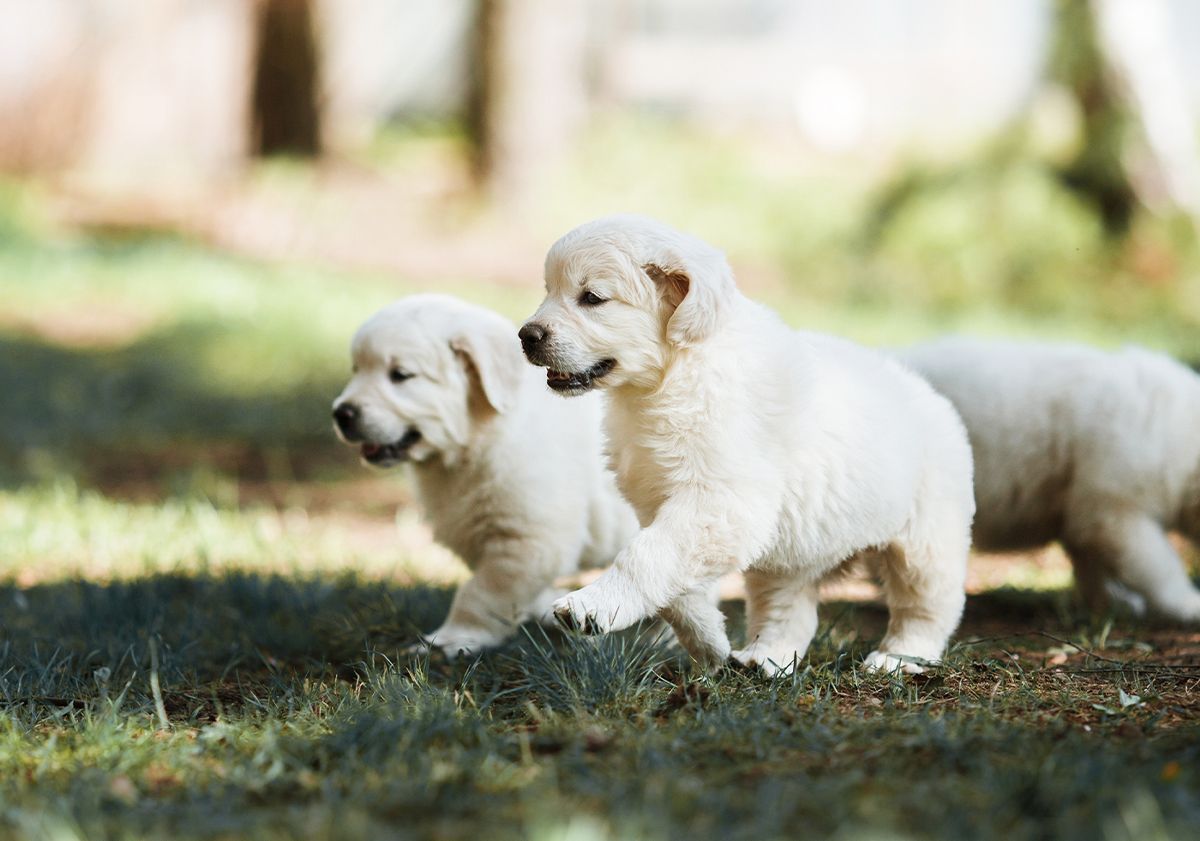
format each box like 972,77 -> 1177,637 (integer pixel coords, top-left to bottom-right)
422,550 -> 556,657
553,496 -> 748,643
551,557 -> 657,636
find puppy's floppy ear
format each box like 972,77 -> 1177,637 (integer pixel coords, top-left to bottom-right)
450,325 -> 525,414
643,247 -> 736,346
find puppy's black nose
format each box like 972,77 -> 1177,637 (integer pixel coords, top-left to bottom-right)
333,402 -> 360,436
519,323 -> 547,354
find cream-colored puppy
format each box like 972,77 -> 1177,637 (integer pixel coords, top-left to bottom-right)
901,338 -> 1200,621
519,215 -> 975,674
333,294 -> 637,656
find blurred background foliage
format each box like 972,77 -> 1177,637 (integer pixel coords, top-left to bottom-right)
0,0 -> 1198,524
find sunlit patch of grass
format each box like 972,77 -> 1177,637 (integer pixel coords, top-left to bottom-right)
0,483 -> 462,585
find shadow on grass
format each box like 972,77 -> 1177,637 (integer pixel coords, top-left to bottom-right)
0,572 -> 1110,720
0,328 -> 348,487
0,573 -> 451,697
2,574 -> 1198,841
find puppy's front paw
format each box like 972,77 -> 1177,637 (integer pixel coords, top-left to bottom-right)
552,590 -> 614,635
863,650 -> 928,675
403,639 -> 433,657
419,627 -> 501,659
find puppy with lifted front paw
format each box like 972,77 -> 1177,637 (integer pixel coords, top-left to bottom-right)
333,294 -> 637,657
520,216 -> 975,674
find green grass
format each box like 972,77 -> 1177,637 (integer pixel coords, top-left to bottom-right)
1,576 -> 1197,841
0,483 -> 460,584
1,131 -> 1200,839
0,492 -> 1196,839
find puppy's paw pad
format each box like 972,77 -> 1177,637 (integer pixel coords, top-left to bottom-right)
863,650 -> 927,675
552,605 -> 583,632
552,598 -> 605,635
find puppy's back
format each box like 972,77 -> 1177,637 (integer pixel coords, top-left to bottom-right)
900,338 -> 1200,547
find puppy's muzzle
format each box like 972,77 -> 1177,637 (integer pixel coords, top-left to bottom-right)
333,402 -> 362,441
361,428 -> 422,465
519,322 -> 549,364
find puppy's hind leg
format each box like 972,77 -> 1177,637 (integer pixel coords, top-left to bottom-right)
1064,549 -> 1149,616
658,581 -> 730,667
1064,507 -> 1200,623
868,526 -> 969,674
730,568 -> 819,676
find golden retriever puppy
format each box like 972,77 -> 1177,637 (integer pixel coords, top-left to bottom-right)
520,216 -> 975,674
333,294 -> 637,656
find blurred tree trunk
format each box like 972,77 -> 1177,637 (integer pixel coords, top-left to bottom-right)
867,0 -> 1200,245
466,0 -> 587,204
1050,0 -> 1200,234
1090,0 -> 1200,225
465,0 -> 497,183
252,0 -> 322,157
1048,0 -> 1136,235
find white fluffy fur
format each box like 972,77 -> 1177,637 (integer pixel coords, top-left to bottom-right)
522,215 -> 976,674
900,338 -> 1200,621
334,294 -> 637,656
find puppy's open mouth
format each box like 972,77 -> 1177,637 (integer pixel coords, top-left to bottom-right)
360,428 -> 422,466
546,358 -> 616,394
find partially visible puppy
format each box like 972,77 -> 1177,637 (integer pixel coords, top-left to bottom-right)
900,338 -> 1200,622
520,215 -> 975,674
333,294 -> 638,656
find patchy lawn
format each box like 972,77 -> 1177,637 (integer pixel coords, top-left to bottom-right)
1,162 -> 1199,839
0,562 -> 1198,841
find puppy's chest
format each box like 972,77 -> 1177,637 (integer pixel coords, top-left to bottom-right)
608,404 -> 736,521
415,472 -> 510,566
611,440 -> 675,522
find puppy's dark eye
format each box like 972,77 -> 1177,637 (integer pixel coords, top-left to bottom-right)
579,290 -> 607,307
389,368 -> 414,384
